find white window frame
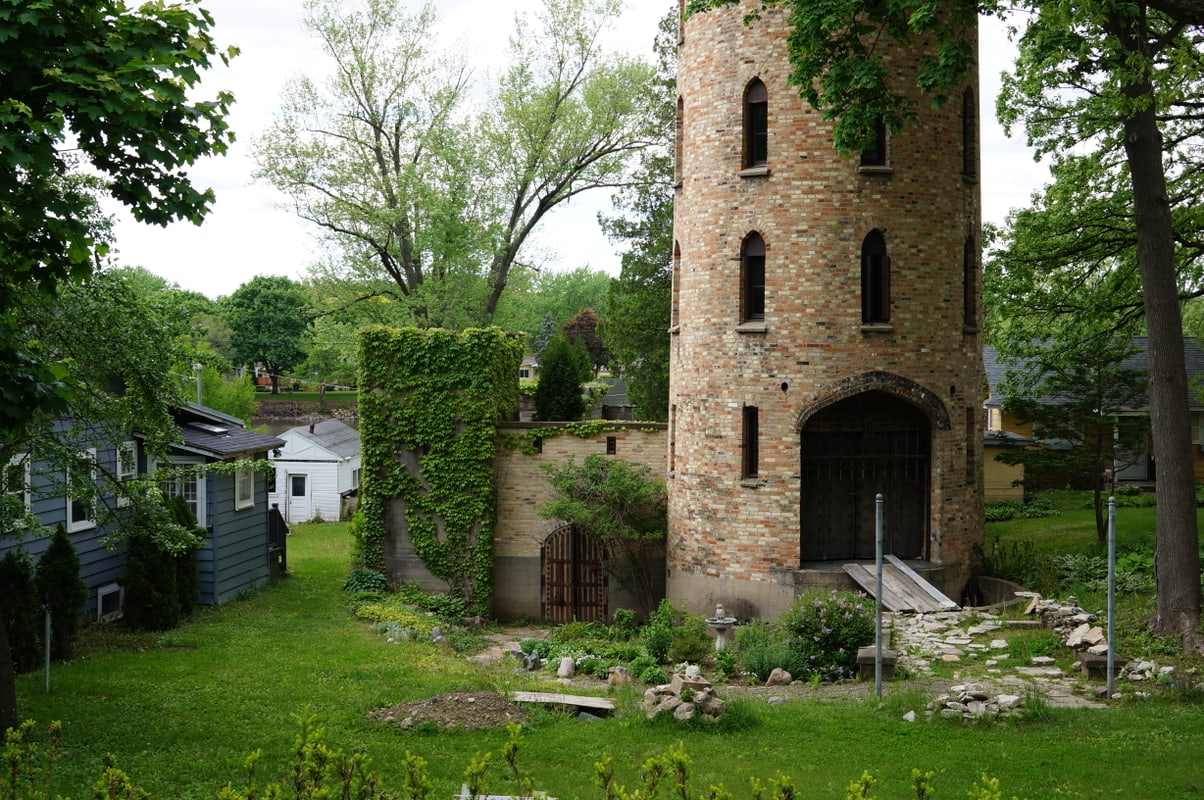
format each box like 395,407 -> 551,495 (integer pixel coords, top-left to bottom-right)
116,441 -> 137,507
67,448 -> 97,533
235,468 -> 255,510
352,467 -> 361,489
3,454 -> 31,531
156,457 -> 207,528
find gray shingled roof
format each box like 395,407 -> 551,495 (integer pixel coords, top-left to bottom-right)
172,405 -> 285,459
289,418 -> 360,459
984,336 -> 1204,410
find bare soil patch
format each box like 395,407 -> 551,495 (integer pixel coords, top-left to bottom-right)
368,691 -> 529,731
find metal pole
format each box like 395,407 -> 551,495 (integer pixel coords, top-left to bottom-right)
1107,495 -> 1116,698
875,493 -> 883,698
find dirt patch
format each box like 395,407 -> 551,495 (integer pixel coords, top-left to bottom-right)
368,691 -> 529,731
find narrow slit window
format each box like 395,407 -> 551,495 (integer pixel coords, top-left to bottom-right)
860,116 -> 888,167
744,80 -> 768,168
861,230 -> 890,324
742,233 -> 766,322
963,237 -> 977,330
742,406 -> 759,478
962,88 -> 977,179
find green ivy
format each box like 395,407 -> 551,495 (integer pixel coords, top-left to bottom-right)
354,327 -> 523,613
501,420 -> 665,455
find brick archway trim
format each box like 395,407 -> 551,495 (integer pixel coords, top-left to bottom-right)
793,370 -> 952,432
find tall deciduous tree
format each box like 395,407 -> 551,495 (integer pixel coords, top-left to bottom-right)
255,0 -> 657,328
601,7 -> 676,422
688,0 -> 1204,646
223,276 -> 312,394
563,309 -> 610,377
0,0 -> 233,731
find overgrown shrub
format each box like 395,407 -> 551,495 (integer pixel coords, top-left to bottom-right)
640,599 -> 709,664
354,602 -> 436,635
122,490 -> 204,631
33,525 -> 88,660
611,608 -> 637,640
638,665 -> 669,685
777,590 -> 875,681
343,568 -> 389,594
734,620 -> 797,682
395,580 -> 469,622
166,494 -> 202,617
668,613 -> 711,663
0,550 -> 41,673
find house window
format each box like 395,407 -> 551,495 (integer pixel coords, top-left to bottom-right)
741,232 -> 766,323
519,368 -> 530,379
861,230 -> 890,325
962,88 -> 977,179
352,468 -> 361,489
116,441 -> 137,507
744,79 -> 768,168
67,449 -> 97,533
291,474 -> 307,498
235,468 -> 255,510
161,458 -> 205,527
860,116 -> 888,167
606,436 -> 617,455
963,237 -> 977,331
742,406 -> 759,478
2,454 -> 31,531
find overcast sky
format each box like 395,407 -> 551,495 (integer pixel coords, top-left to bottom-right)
106,2 -> 1047,299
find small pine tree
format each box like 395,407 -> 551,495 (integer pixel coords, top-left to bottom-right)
533,334 -> 591,421
34,525 -> 88,660
122,531 -> 182,631
0,551 -> 41,673
166,494 -> 202,617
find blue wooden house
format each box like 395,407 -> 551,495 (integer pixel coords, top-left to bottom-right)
1,403 -> 285,621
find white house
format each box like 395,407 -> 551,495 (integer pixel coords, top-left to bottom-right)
268,419 -> 361,523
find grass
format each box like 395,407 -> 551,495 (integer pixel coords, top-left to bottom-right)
12,521 -> 1204,800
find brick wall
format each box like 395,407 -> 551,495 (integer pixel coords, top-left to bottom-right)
668,1 -> 984,617
492,422 -> 668,620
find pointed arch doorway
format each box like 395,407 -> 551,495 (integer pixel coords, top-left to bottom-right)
800,391 -> 930,562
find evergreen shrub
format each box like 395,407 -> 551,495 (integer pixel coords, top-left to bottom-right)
33,525 -> 88,660
0,550 -> 41,672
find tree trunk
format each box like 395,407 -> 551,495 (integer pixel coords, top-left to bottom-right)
1118,14 -> 1202,644
0,611 -> 15,737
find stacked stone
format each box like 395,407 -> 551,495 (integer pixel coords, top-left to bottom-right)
642,671 -> 728,722
1027,596 -> 1109,654
926,683 -> 1025,720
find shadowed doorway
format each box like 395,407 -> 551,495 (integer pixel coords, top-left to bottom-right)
800,391 -> 930,562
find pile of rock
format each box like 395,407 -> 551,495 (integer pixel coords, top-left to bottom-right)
642,669 -> 727,721
1026,595 -> 1108,654
926,683 -> 1025,720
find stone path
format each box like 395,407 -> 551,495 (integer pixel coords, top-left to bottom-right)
893,609 -> 1108,709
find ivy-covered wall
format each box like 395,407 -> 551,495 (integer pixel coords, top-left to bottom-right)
355,327 -> 523,612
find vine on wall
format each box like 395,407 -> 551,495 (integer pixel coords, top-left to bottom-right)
354,327 -> 523,612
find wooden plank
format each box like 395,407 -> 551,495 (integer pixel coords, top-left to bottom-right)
843,561 -> 960,613
510,691 -> 615,711
843,563 -> 915,611
886,555 -> 959,611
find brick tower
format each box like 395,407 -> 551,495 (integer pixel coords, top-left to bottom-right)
668,0 -> 984,617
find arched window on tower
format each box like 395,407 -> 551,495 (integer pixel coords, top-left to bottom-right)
742,232 -> 766,323
860,116 -> 888,167
743,79 -> 768,168
861,230 -> 890,324
962,88 -> 977,180
963,236 -> 977,331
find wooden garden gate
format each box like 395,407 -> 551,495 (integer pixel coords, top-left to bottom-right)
541,525 -> 608,624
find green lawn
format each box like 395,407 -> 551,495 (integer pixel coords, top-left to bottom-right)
13,522 -> 1204,800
